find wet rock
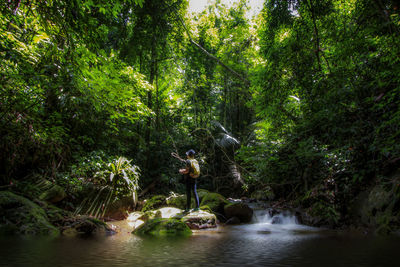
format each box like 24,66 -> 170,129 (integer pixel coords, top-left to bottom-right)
127,211 -> 145,222
296,211 -> 325,227
271,216 -> 282,224
128,207 -> 217,230
182,210 -> 217,229
224,203 -> 253,223
56,216 -> 113,237
349,183 -> 400,233
133,218 -> 192,236
0,191 -> 59,236
225,216 -> 241,225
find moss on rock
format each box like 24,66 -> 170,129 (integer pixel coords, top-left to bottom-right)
197,189 -> 210,202
133,218 -> 192,237
39,184 -> 67,203
200,192 -> 229,214
142,195 -> 167,212
166,194 -> 198,210
57,215 -> 112,237
0,191 -> 59,236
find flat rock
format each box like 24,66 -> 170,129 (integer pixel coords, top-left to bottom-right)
182,210 -> 217,229
128,207 -> 217,230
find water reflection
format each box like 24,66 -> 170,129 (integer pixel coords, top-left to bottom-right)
1,220 -> 400,267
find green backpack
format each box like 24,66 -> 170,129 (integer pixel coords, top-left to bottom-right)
189,159 -> 200,178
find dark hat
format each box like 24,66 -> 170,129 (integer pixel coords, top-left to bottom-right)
186,149 -> 195,156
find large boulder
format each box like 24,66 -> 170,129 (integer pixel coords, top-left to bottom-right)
181,210 -> 217,229
39,184 -> 67,203
166,194 -> 188,210
0,191 -> 59,236
133,218 -> 192,237
197,189 -> 210,202
128,207 -> 217,230
200,192 -> 229,215
351,184 -> 399,233
224,203 -> 253,223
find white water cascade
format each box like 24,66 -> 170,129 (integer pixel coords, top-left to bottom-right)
229,205 -> 320,236
252,209 -> 299,225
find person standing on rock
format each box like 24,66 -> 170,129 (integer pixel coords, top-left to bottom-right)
179,149 -> 200,212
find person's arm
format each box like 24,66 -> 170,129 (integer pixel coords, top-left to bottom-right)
179,160 -> 190,174
179,167 -> 189,174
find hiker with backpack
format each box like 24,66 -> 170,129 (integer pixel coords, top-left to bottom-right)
178,149 -> 200,212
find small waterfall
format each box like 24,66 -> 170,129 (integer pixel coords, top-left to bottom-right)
252,208 -> 299,225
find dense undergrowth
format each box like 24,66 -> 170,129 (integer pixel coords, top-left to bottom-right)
1,0 -> 399,233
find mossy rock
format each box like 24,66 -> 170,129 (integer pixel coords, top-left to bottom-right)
166,194 -> 197,210
197,189 -> 210,202
39,184 -> 66,203
200,192 -> 229,214
142,195 -> 167,212
58,215 -> 112,237
199,205 -> 213,213
133,218 -> 192,237
141,210 -> 162,221
0,191 -> 59,236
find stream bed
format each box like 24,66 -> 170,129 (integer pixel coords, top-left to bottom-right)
1,209 -> 399,267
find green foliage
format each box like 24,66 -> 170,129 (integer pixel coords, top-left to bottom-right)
96,157 -> 140,194
238,0 -> 400,225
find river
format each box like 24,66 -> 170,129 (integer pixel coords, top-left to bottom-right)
1,209 -> 399,267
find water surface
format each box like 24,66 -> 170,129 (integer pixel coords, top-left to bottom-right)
1,211 -> 399,267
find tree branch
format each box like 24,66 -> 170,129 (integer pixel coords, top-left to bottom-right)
176,14 -> 250,85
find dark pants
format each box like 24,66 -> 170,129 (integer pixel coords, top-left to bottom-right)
185,175 -> 200,210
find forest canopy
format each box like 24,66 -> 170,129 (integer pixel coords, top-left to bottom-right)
1,0 -> 399,227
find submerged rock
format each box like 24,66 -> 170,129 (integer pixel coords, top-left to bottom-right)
0,191 -> 59,236
224,203 -> 253,223
271,216 -> 282,224
133,218 -> 192,236
56,215 -> 114,237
